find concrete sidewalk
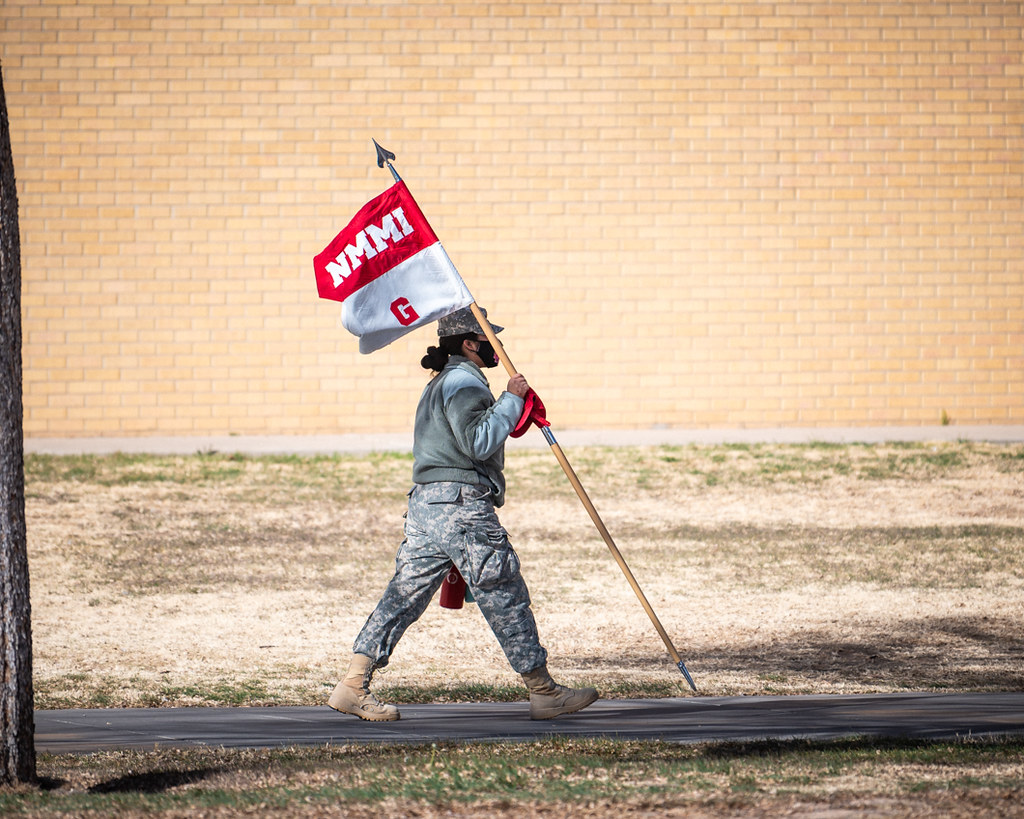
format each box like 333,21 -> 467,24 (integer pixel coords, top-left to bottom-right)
35,692 -> 1024,753
24,425 -> 1024,456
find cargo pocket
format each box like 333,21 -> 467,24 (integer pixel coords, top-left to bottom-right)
417,483 -> 463,504
407,482 -> 462,540
462,524 -> 521,590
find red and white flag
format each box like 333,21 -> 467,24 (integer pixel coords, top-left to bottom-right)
314,181 -> 474,353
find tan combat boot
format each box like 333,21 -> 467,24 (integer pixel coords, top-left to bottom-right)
521,665 -> 599,720
327,654 -> 400,721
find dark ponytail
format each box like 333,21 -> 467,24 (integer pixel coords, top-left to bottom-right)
421,333 -> 473,372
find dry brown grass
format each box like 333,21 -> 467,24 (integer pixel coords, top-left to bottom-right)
25,441 -> 1024,709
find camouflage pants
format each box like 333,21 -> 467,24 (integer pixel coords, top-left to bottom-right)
353,481 -> 548,675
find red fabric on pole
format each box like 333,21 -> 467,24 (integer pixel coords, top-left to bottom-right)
510,388 -> 550,438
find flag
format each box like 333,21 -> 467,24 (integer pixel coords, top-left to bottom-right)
314,181 -> 474,354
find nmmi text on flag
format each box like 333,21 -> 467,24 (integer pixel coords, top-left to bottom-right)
313,180 -> 473,354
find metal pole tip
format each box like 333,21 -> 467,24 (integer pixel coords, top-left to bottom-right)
677,660 -> 697,692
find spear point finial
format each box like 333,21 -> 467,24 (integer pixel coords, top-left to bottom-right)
372,139 -> 401,181
372,138 -> 395,168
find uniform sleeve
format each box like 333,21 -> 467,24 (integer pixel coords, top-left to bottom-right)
443,373 -> 525,461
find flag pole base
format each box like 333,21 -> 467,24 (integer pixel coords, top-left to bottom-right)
678,660 -> 697,692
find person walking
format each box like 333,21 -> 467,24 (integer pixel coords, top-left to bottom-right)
328,307 -> 598,721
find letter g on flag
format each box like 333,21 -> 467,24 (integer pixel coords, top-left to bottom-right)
390,297 -> 419,326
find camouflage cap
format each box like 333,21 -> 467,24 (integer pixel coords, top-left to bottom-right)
437,306 -> 504,337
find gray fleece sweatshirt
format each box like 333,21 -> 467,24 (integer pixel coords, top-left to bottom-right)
411,355 -> 525,507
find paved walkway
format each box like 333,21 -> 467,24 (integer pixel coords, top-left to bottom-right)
24,425 -> 1024,456
36,692 -> 1024,753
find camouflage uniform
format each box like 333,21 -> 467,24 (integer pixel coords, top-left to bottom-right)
353,480 -> 547,674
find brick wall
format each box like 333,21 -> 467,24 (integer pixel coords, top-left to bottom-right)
2,0 -> 1021,437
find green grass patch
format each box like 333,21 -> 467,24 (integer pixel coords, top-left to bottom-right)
25,451 -> 415,500
4,736 -> 1022,816
25,442 -> 1024,494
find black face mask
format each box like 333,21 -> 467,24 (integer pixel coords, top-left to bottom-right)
473,339 -> 499,368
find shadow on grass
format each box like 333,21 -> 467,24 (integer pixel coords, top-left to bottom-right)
88,767 -> 221,794
571,614 -> 1024,692
548,732 -> 1024,764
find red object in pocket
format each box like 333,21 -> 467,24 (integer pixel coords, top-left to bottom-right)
440,565 -> 467,609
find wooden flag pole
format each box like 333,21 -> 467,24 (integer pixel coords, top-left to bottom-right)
371,140 -> 696,689
468,302 -> 698,691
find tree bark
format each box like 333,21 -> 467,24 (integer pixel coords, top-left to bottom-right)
0,60 -> 36,786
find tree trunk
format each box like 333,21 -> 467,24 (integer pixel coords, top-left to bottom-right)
0,60 -> 36,786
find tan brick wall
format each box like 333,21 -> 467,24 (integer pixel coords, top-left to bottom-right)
2,0 -> 1022,438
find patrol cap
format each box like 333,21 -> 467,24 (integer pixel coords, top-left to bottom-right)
437,306 -> 504,337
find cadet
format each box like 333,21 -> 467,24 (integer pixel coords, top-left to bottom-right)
328,307 -> 599,721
